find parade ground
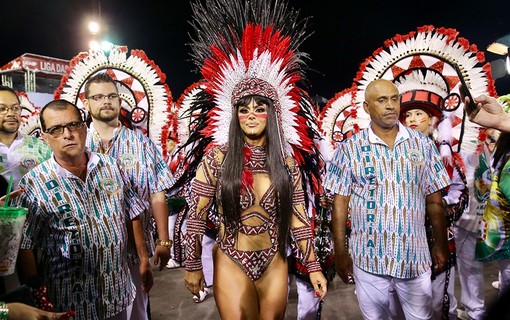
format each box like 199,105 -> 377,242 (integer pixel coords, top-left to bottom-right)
149,260 -> 501,319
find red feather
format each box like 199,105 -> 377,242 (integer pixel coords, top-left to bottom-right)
241,146 -> 254,190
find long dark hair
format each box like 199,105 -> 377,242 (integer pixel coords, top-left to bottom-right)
221,95 -> 292,256
492,131 -> 510,180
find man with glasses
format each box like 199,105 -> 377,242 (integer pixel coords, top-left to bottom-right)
16,100 -> 150,319
83,72 -> 174,320
0,86 -> 51,297
0,86 -> 51,194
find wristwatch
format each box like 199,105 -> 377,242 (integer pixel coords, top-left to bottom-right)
156,239 -> 172,248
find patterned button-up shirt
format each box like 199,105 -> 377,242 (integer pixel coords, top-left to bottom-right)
86,124 -> 175,256
324,123 -> 450,279
0,133 -> 51,188
17,152 -> 144,319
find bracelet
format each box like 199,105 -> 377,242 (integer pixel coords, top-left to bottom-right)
0,301 -> 8,320
156,239 -> 172,248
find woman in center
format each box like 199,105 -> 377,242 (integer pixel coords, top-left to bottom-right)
184,88 -> 327,319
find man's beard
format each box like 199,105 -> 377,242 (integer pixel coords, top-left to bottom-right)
0,121 -> 20,134
91,109 -> 118,122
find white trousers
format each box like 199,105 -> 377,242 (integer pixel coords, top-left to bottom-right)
202,232 -> 215,287
388,271 -> 455,320
288,274 -> 320,320
454,225 -> 486,319
431,267 -> 457,319
353,265 -> 433,320
126,263 -> 149,320
497,259 -> 510,296
168,214 -> 178,258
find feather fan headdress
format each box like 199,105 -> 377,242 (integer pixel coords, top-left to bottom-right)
169,81 -> 207,181
17,92 -> 42,137
352,25 -> 497,155
173,0 -> 321,193
319,86 -> 370,152
54,45 -> 173,151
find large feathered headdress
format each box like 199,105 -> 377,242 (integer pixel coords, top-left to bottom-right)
173,0 -> 321,193
352,25 -> 497,155
17,92 -> 42,137
54,45 -> 173,151
319,86 -> 370,154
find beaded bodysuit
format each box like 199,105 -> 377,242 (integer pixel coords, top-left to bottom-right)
186,143 -> 321,281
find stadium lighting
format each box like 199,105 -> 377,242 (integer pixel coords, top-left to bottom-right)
88,21 -> 100,35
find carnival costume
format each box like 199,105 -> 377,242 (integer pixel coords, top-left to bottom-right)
476,149 -> 510,262
473,98 -> 510,300
173,0 -> 323,284
54,45 -> 173,151
476,99 -> 510,262
321,25 -> 496,319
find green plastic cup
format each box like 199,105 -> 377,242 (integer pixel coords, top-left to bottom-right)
0,207 -> 28,276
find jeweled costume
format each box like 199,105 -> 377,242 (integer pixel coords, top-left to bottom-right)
172,0 -> 324,284
187,144 -> 321,280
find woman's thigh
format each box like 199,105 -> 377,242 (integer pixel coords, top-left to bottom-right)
254,253 -> 288,320
213,248 -> 288,320
213,248 -> 259,320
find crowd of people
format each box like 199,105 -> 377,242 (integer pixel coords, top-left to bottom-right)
1,0 -> 510,319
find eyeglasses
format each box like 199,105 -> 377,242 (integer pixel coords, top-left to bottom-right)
0,105 -> 21,114
87,93 -> 119,101
45,121 -> 85,137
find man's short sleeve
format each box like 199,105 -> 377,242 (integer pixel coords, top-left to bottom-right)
424,140 -> 451,194
323,142 -> 352,196
143,136 -> 175,194
16,177 -> 43,250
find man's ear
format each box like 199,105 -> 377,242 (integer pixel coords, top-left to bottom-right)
363,101 -> 370,115
83,99 -> 90,112
41,132 -> 48,144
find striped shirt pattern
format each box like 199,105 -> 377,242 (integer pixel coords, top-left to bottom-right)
87,125 -> 175,256
324,123 -> 450,278
17,152 -> 144,319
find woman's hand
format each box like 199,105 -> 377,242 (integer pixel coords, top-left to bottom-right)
309,271 -> 328,300
184,269 -> 205,296
466,94 -> 508,130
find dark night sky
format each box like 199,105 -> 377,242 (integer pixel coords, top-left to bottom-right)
2,0 -> 510,102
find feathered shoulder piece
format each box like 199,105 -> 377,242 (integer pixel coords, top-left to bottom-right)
170,81 -> 208,185
352,25 -> 497,155
173,0 -> 321,193
54,45 -> 173,151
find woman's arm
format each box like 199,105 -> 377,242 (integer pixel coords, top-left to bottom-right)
288,163 -> 327,299
184,148 -> 221,296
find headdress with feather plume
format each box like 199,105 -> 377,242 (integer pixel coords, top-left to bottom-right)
352,25 -> 497,158
54,45 -> 173,152
319,86 -> 370,155
173,0 -> 321,195
16,91 -> 42,137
